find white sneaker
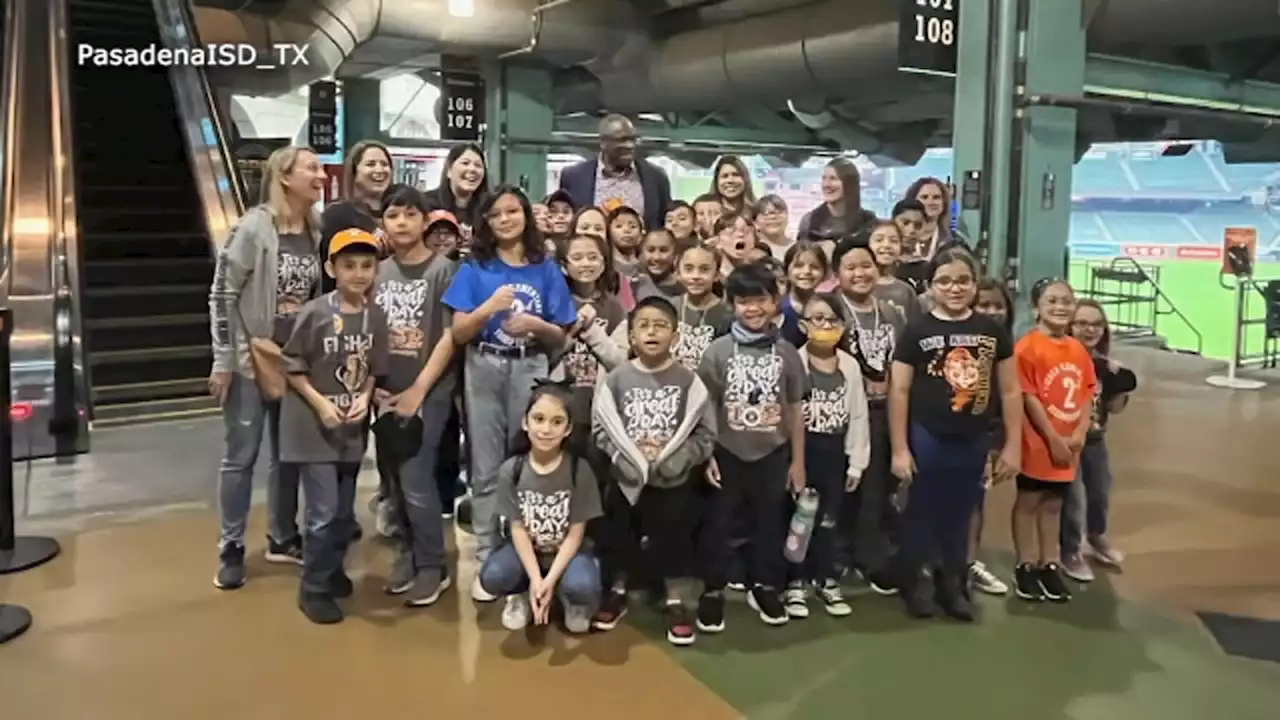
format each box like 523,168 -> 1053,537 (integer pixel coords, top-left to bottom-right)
471,574 -> 499,603
815,580 -> 852,617
1086,537 -> 1125,567
501,595 -> 531,630
1061,553 -> 1095,582
374,498 -> 396,539
783,583 -> 810,619
969,561 -> 1010,596
563,604 -> 592,634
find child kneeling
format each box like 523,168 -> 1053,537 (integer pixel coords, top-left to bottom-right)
478,382 -> 603,633
591,296 -> 717,646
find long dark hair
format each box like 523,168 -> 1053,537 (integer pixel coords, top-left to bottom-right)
905,176 -> 952,229
826,158 -> 862,215
507,379 -> 576,456
711,155 -> 757,213
469,185 -> 546,265
435,143 -> 489,208
1073,298 -> 1112,355
976,277 -> 1015,334
557,232 -> 616,297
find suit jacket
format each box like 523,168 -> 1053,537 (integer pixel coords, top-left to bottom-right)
558,157 -> 672,232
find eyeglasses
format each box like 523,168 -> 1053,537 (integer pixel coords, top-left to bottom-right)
1072,320 -> 1105,329
803,315 -> 840,328
633,319 -> 673,332
932,276 -> 975,289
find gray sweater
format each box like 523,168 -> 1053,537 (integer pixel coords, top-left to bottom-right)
208,204 -> 322,376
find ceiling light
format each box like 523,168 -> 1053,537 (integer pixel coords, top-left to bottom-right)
448,0 -> 475,17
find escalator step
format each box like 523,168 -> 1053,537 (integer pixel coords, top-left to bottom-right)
90,351 -> 211,387
80,232 -> 209,260
85,257 -> 213,287
85,321 -> 210,353
84,284 -> 210,319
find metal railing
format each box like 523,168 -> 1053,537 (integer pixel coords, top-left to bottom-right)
1083,256 -> 1203,355
1217,272 -> 1280,369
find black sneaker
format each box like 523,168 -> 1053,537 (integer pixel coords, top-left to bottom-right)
902,570 -> 937,619
696,592 -> 726,633
747,585 -> 789,626
299,591 -> 344,624
331,570 -> 354,599
665,602 -> 696,647
264,537 -> 303,566
1014,563 -> 1045,601
591,591 -> 628,631
867,570 -> 900,596
213,544 -> 246,590
350,522 -> 364,543
1038,563 -> 1072,603
934,569 -> 975,622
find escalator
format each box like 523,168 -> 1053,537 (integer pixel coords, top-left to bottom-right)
67,0 -> 216,424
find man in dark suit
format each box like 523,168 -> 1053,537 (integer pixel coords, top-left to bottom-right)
558,114 -> 672,232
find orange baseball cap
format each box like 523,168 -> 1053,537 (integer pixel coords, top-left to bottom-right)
426,209 -> 461,232
328,228 -> 380,257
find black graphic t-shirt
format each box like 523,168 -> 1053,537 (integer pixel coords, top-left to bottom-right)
893,312 -> 1013,439
608,361 -> 693,461
563,293 -> 626,423
279,295 -> 390,463
273,232 -> 320,344
842,296 -> 906,402
373,253 -> 458,396
496,455 -> 602,554
804,366 -> 848,436
672,298 -> 733,371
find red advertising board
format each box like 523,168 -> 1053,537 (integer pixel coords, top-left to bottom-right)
1175,245 -> 1222,261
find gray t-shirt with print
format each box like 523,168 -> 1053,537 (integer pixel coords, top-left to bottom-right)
842,296 -> 906,403
672,298 -> 734,372
279,295 -> 389,464
373,253 -> 458,397
272,232 -> 320,345
698,336 -> 808,462
563,293 -> 626,424
496,455 -> 602,554
874,278 -> 920,324
804,366 -> 849,436
606,361 -> 694,462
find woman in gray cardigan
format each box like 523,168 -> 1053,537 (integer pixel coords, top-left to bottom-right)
208,145 -> 325,590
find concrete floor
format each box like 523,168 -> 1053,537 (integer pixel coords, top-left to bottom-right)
1,347 -> 1279,719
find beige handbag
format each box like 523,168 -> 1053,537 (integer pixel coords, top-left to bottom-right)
248,337 -> 288,400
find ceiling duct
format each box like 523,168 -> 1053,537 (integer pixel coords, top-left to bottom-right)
195,0 -> 642,96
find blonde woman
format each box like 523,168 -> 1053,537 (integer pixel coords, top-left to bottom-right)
208,145 -> 326,590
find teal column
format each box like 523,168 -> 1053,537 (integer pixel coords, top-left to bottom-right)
951,0 -> 997,262
1012,0 -> 1085,301
341,78 -> 380,154
484,64 -> 554,199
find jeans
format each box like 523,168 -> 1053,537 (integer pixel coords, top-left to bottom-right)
700,443 -> 792,591
298,462 -> 359,594
463,347 -> 549,562
901,424 -> 988,574
477,542 -> 601,610
378,395 -> 451,572
217,373 -> 300,549
1061,438 -> 1114,556
788,433 -> 847,584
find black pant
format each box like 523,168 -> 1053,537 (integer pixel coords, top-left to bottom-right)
788,433 -> 846,584
700,443 -> 791,591
600,481 -> 697,590
843,405 -> 898,574
902,424 -> 988,573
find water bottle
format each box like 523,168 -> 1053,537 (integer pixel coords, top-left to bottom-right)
783,488 -> 821,564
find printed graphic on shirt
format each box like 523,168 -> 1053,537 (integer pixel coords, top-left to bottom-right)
919,333 -> 999,414
493,283 -> 544,347
564,316 -> 608,388
277,252 -> 319,317
518,488 -> 571,552
621,385 -> 682,460
375,279 -> 429,356
851,321 -> 896,374
323,330 -> 374,412
805,379 -> 848,434
674,322 -> 717,370
1039,360 -> 1089,426
724,351 -> 784,432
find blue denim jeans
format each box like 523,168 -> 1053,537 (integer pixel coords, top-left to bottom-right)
216,373 -> 300,549
462,347 -> 549,562
378,395 -> 451,572
299,462 -> 359,594
901,424 -> 988,573
478,542 -> 600,611
1061,439 -> 1114,556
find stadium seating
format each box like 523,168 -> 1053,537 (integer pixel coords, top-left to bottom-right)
1125,151 -> 1227,194
1098,212 -> 1199,246
1074,156 -> 1135,195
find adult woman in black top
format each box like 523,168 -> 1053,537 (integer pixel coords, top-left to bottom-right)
424,143 -> 489,245
318,140 -> 393,292
797,157 -> 876,242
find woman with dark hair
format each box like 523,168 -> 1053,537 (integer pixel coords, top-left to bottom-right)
711,155 -> 757,215
798,157 -> 876,242
442,185 -> 577,602
424,143 -> 489,242
904,176 -> 967,260
318,140 -> 393,292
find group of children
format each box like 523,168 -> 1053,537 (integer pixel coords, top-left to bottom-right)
264,179 -> 1136,644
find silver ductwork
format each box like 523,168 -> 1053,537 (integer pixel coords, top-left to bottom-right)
196,0 -> 641,96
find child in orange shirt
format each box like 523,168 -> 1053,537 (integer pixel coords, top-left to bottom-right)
1013,279 -> 1097,604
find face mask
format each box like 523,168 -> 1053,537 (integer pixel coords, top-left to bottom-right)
808,327 -> 843,346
